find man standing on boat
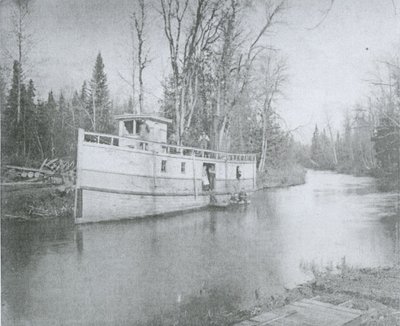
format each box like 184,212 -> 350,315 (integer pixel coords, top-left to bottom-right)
168,132 -> 177,145
138,121 -> 150,140
199,132 -> 210,149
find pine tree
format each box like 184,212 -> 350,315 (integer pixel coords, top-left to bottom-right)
42,91 -> 57,158
3,61 -> 24,162
35,99 -> 49,159
88,53 -> 114,133
24,79 -> 37,161
0,66 -> 6,116
80,81 -> 88,103
53,92 -> 68,157
310,125 -> 321,167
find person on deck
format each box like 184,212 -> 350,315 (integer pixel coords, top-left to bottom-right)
168,132 -> 177,145
199,132 -> 210,149
138,122 -> 150,140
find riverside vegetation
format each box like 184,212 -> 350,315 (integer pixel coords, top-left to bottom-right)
308,57 -> 400,191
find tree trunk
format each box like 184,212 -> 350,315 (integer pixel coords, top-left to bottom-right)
258,113 -> 268,172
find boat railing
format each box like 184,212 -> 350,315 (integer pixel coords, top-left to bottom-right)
82,130 -> 256,162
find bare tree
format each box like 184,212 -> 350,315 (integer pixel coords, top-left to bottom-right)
129,16 -> 136,113
11,0 -> 32,123
257,54 -> 287,172
216,0 -> 286,150
160,0 -> 221,144
132,0 -> 149,114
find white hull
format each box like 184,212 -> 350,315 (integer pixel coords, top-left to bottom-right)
74,129 -> 256,223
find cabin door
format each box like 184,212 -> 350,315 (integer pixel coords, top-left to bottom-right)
202,163 -> 216,191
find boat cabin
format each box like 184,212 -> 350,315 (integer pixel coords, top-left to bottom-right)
115,114 -> 172,143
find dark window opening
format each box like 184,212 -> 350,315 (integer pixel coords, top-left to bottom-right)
124,120 -> 134,134
202,163 -> 216,191
140,142 -> 148,151
84,134 -> 98,143
161,160 -> 167,172
135,120 -> 142,135
99,136 -> 112,145
181,162 -> 186,173
236,166 -> 242,180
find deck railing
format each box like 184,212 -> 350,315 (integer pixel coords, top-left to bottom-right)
82,130 -> 256,162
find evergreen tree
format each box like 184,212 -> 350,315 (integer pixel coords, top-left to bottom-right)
88,53 -> 114,133
53,92 -> 69,157
80,81 -> 88,103
3,61 -> 25,162
24,79 -> 37,161
0,66 -> 6,116
310,125 -> 321,166
43,91 -> 57,158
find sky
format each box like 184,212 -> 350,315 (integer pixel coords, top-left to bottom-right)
1,0 -> 399,142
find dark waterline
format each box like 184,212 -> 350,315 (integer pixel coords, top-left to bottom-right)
2,170 -> 399,325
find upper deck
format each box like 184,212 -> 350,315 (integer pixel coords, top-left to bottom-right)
81,113 -> 256,163
81,130 -> 257,163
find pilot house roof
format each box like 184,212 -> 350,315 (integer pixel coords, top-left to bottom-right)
114,114 -> 172,124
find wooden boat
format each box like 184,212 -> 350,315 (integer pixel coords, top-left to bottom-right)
74,114 -> 257,223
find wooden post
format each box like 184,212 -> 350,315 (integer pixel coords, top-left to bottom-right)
225,159 -> 228,192
253,161 -> 256,190
192,153 -> 197,198
153,151 -> 157,189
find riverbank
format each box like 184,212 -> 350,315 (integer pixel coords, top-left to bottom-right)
140,265 -> 400,325
333,165 -> 399,192
257,164 -> 307,189
1,185 -> 74,220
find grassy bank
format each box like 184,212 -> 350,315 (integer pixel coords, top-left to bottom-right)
138,264 -> 400,326
257,164 -> 307,189
1,185 -> 74,220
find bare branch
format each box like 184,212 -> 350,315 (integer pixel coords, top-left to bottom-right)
307,0 -> 335,30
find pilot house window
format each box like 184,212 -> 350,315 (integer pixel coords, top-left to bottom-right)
181,162 -> 186,173
124,120 -> 134,134
161,160 -> 167,172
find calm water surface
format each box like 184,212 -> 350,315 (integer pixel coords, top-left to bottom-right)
2,170 -> 399,325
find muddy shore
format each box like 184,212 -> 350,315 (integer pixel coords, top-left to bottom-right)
1,185 -> 74,220
138,265 -> 400,326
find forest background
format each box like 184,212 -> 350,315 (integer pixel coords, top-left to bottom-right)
0,0 -> 399,190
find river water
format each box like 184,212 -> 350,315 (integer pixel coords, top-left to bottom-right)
2,170 -> 399,325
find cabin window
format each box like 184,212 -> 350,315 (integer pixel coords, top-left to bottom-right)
140,142 -> 148,151
99,136 -> 112,145
181,162 -> 186,173
135,120 -> 141,135
124,120 -> 134,134
161,160 -> 167,172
